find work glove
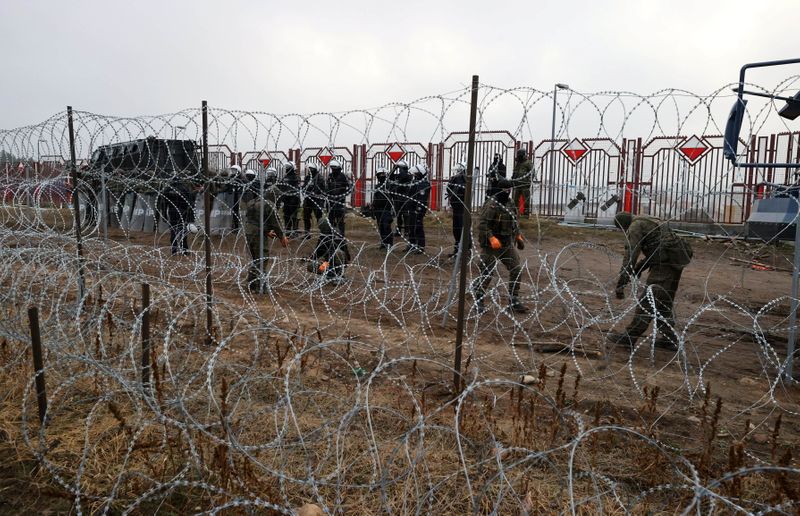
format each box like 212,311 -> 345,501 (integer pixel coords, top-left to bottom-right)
279,236 -> 289,248
515,234 -> 525,251
267,230 -> 277,238
489,236 -> 502,250
319,261 -> 329,273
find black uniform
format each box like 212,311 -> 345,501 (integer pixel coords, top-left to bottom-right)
230,174 -> 247,231
280,168 -> 301,235
302,169 -> 325,233
372,175 -> 394,248
389,165 -> 411,238
161,180 -> 195,255
409,174 -> 431,252
326,168 -> 350,237
486,154 -> 507,200
446,172 -> 467,254
312,217 -> 351,281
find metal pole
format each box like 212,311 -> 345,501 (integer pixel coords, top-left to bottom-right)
548,85 -> 558,215
453,75 -> 479,394
258,168 -> 265,294
100,171 -> 109,239
67,106 -> 86,301
786,211 -> 800,381
141,283 -> 151,391
27,306 -> 47,425
202,101 -> 214,346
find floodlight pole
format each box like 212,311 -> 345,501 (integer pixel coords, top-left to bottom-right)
548,83 -> 569,215
453,75 -> 479,394
729,58 -> 800,382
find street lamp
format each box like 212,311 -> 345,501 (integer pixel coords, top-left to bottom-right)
549,83 -> 569,215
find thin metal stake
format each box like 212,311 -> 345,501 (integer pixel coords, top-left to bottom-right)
202,101 -> 214,346
67,106 -> 86,300
141,283 -> 151,391
27,306 -> 47,425
453,75 -> 480,394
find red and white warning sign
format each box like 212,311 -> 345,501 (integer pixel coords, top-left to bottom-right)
676,135 -> 709,164
260,158 -> 271,168
561,138 -> 589,164
386,143 -> 405,162
317,147 -> 334,166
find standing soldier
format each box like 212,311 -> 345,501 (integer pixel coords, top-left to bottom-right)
408,163 -> 431,254
472,179 -> 528,314
607,212 -> 693,350
372,167 -> 394,249
445,162 -> 467,257
325,159 -> 350,237
511,148 -> 533,216
302,164 -> 325,234
241,167 -> 288,292
280,161 -> 301,237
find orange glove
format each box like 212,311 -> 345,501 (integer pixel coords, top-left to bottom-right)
489,236 -> 502,250
318,261 -> 329,273
515,234 -> 525,251
267,230 -> 277,238
279,236 -> 289,248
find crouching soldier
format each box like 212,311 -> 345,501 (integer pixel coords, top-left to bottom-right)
472,179 -> 528,315
242,167 -> 288,292
607,212 -> 693,350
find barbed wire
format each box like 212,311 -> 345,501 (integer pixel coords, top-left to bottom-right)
0,80 -> 798,513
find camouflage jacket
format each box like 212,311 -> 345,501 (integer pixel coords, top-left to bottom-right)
478,197 -> 520,249
242,183 -> 283,238
617,215 -> 693,288
512,159 -> 534,186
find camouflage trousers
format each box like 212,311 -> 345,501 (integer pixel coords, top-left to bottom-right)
472,245 -> 523,301
625,265 -> 683,340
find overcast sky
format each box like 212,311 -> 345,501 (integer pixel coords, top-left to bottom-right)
1,0 -> 798,130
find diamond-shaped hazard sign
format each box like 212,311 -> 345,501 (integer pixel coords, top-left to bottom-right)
676,135 -> 709,164
317,147 -> 334,166
561,139 -> 589,164
386,143 -> 405,163
260,158 -> 271,168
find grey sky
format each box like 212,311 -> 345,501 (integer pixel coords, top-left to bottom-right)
1,0 -> 798,130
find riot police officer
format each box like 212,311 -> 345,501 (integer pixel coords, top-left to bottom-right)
325,159 -> 350,237
408,163 -> 431,254
389,160 -> 412,238
445,162 -> 467,257
372,167 -> 394,249
302,164 -> 325,234
486,153 -> 507,200
279,161 -> 301,237
161,177 -> 196,255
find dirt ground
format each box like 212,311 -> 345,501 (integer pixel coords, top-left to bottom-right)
1,208 -> 799,513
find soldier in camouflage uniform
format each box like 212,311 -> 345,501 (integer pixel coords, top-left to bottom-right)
241,167 -> 288,292
511,148 -> 533,216
607,212 -> 693,350
472,178 -> 528,314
